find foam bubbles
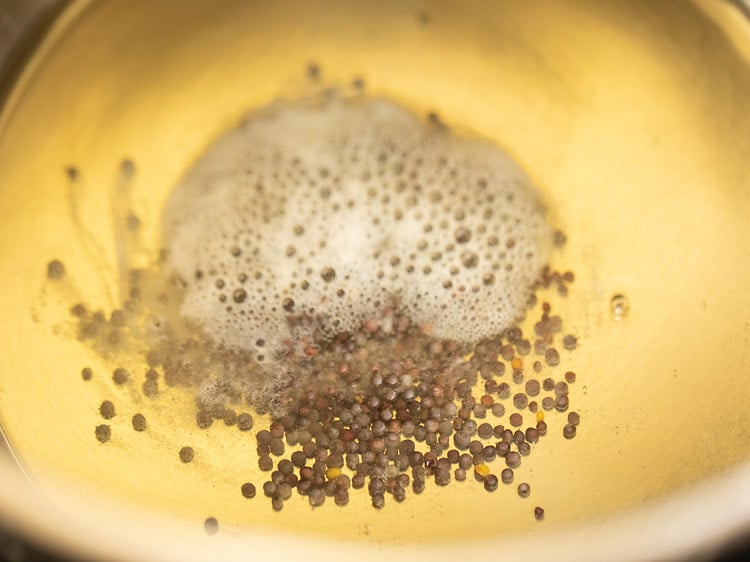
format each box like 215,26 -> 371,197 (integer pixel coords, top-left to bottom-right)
163,97 -> 552,357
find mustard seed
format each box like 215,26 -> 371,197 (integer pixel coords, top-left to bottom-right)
412,478 -> 425,494
513,393 -> 528,409
371,493 -> 385,508
237,413 -> 254,431
204,517 -> 218,535
563,335 -> 577,350
223,409 -> 237,426
484,474 -> 499,491
262,481 -> 276,498
506,451 -> 521,468
563,424 -> 577,439
241,482 -> 256,498
545,348 -> 560,366
491,403 -> 505,417
501,468 -> 514,484
477,423 -> 493,439
334,489 -> 349,506
142,379 -> 158,397
81,367 -> 92,381
534,507 -> 545,520
518,482 -> 530,497
112,368 -> 129,385
196,410 -> 212,429
179,446 -> 194,463
99,400 -> 115,419
131,413 -> 146,431
47,260 -> 65,280
497,382 -> 510,399
95,424 -> 110,443
525,380 -> 540,397
555,395 -> 569,412
258,455 -> 273,471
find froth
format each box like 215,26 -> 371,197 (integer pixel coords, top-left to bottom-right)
163,97 -> 552,357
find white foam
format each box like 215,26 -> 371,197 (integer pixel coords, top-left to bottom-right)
163,97 -> 552,356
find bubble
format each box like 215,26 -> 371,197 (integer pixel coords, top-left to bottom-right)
162,97 -> 552,357
321,267 -> 336,282
610,294 -> 629,320
460,251 -> 479,269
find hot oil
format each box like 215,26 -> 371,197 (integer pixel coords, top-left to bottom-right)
0,0 -> 749,544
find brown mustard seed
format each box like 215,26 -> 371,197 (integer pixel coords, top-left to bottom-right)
534,506 -> 545,520
240,482 -> 256,498
544,348 -> 560,366
491,403 -> 505,417
47,259 -> 65,280
483,474 -> 499,492
142,379 -> 158,397
565,371 -> 577,383
204,517 -> 219,535
196,410 -> 212,429
94,424 -> 111,443
237,413 -> 254,431
112,368 -> 129,385
536,421 -> 548,436
179,446 -> 194,463
222,408 -> 237,426
506,451 -> 521,468
258,456 -> 274,471
518,482 -> 531,497
563,423 -> 577,439
563,334 -> 577,350
81,367 -> 92,381
131,413 -> 146,431
501,468 -> 514,484
99,400 -> 115,419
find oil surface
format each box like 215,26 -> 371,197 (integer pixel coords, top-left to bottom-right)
0,0 -> 749,545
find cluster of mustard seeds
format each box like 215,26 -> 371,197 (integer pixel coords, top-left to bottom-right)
47,78 -> 581,534
66,258 -> 577,527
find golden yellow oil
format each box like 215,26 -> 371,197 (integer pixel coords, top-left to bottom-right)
1,0 -> 750,546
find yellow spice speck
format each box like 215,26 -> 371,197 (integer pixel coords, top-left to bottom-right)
326,467 -> 342,480
474,463 -> 490,477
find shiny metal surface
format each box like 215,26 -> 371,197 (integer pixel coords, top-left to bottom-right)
0,1 -> 749,560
